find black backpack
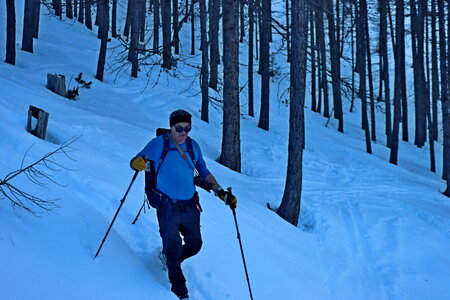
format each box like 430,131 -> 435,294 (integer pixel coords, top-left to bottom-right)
145,128 -> 212,208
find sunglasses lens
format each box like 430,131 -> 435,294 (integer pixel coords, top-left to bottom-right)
175,126 -> 191,133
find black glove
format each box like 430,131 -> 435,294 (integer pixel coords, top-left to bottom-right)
215,188 -> 237,209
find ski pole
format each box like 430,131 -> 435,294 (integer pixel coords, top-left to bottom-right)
94,170 -> 139,258
228,188 -> 254,300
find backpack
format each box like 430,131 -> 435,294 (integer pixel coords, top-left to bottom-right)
145,128 -> 212,208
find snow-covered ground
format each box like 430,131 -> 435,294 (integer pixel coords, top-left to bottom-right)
1,3 -> 450,300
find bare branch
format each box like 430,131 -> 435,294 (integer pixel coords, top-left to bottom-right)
0,136 -> 80,215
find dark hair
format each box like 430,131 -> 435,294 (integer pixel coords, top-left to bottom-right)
169,109 -> 192,127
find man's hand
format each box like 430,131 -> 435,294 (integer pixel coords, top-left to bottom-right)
215,188 -> 237,209
131,156 -> 147,171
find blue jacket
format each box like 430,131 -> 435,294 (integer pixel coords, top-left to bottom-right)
133,135 -> 211,200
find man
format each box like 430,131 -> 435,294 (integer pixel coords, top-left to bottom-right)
130,109 -> 237,299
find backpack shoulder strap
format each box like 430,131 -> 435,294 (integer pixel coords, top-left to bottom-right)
185,137 -> 196,165
156,133 -> 171,174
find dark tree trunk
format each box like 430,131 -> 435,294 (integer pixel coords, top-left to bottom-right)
54,0 -> 62,17
200,0 -> 209,122
438,0 -> 450,185
78,0 -> 84,24
327,0 -> 343,133
316,8 -> 329,118
162,0 -> 172,68
240,0 -> 245,43
365,4 -> 375,141
173,0 -> 180,54
357,0 -> 372,154
85,0 -> 93,29
66,0 -> 74,19
112,0 -> 118,38
139,0 -> 146,42
389,0 -> 404,165
277,0 -> 306,226
379,0 -> 391,147
310,9 -> 317,112
74,0 -> 78,18
431,0 -> 439,141
285,0 -> 290,62
6,0 -> 16,65
220,0 -> 241,173
258,0 -> 270,131
153,0 -> 160,53
190,0 -> 195,55
316,11 -> 322,113
124,0 -> 132,37
209,0 -> 220,90
130,0 -> 141,77
95,0 -> 109,82
32,0 -> 40,39
22,0 -> 34,53
248,0 -> 255,116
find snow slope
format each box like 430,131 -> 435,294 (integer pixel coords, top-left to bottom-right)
1,3 -> 450,300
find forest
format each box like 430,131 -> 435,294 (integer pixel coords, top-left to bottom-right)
4,0 -> 450,225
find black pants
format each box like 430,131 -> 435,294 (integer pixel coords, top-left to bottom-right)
156,201 -> 202,296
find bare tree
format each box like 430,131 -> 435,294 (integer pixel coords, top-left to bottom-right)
5,0 -> 16,65
200,0 -> 209,122
356,0 -> 372,154
277,0 -> 306,226
95,0 -> 109,82
209,0 -> 220,90
248,0 -> 255,117
173,0 -> 180,54
379,0 -> 391,147
162,0 -> 172,68
22,0 -> 35,53
0,138 -> 78,216
220,0 -> 241,172
258,0 -> 270,131
153,0 -> 160,53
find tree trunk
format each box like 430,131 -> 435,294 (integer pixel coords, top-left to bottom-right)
162,0 -> 172,68
112,0 -> 117,38
67,0 -> 74,18
95,0 -> 109,82
431,0 -> 439,141
190,0 -> 195,55
327,0 -> 343,133
54,0 -> 62,17
389,0 -> 404,165
379,0 -> 391,147
74,0 -> 78,18
316,8 -> 329,118
310,9 -> 317,112
173,0 -> 180,54
285,0 -> 290,62
139,0 -> 145,42
439,0 -> 450,185
220,0 -> 241,173
6,0 -> 16,65
22,0 -> 34,53
365,4 -> 375,141
248,0 -> 255,116
153,0 -> 160,52
240,0 -> 245,43
357,0 -> 372,154
85,0 -> 92,29
209,0 -> 220,90
258,0 -> 270,131
78,0 -> 84,24
130,0 -> 141,77
277,0 -> 306,226
200,0 -> 209,122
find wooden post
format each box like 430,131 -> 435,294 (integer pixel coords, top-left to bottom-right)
47,73 -> 67,97
26,106 -> 49,140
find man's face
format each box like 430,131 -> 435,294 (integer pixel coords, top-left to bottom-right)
171,122 -> 191,144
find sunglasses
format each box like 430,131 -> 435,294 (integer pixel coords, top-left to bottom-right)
174,125 -> 192,133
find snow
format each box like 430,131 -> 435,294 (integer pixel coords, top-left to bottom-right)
1,2 -> 450,300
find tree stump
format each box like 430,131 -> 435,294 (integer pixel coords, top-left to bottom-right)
47,73 -> 67,97
26,106 -> 49,140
